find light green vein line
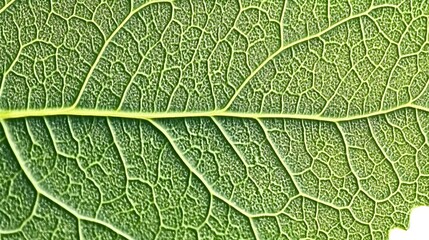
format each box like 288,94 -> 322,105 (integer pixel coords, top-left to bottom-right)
334,122 -> 363,192
71,0 -> 173,109
0,193 -> 39,235
0,0 -> 15,15
106,118 -> 133,210
255,118 -> 349,211
249,218 -> 260,240
0,103 -> 426,122
279,0 -> 288,43
367,118 -> 403,201
221,3 -> 399,111
254,118 -> 302,194
148,119 -> 255,218
210,117 -> 253,181
210,116 -> 267,238
0,120 -> 134,240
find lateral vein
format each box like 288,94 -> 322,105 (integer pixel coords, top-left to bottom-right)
0,120 -> 135,240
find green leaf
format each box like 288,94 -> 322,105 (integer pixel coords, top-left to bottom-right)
1,0 -> 429,239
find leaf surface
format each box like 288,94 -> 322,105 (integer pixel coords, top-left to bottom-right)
1,0 -> 429,239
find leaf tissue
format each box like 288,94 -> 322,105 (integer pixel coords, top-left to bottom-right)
1,0 -> 429,239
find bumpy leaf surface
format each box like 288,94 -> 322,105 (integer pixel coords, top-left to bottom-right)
1,0 -> 429,239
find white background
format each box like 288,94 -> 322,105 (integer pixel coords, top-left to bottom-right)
389,206 -> 429,240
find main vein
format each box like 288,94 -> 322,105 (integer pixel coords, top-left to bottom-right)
0,103 -> 426,122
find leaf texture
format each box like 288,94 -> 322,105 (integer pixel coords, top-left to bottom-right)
1,0 -> 429,239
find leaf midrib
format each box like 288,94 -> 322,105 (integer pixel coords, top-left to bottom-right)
0,102 -> 426,122
0,2 -> 405,124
